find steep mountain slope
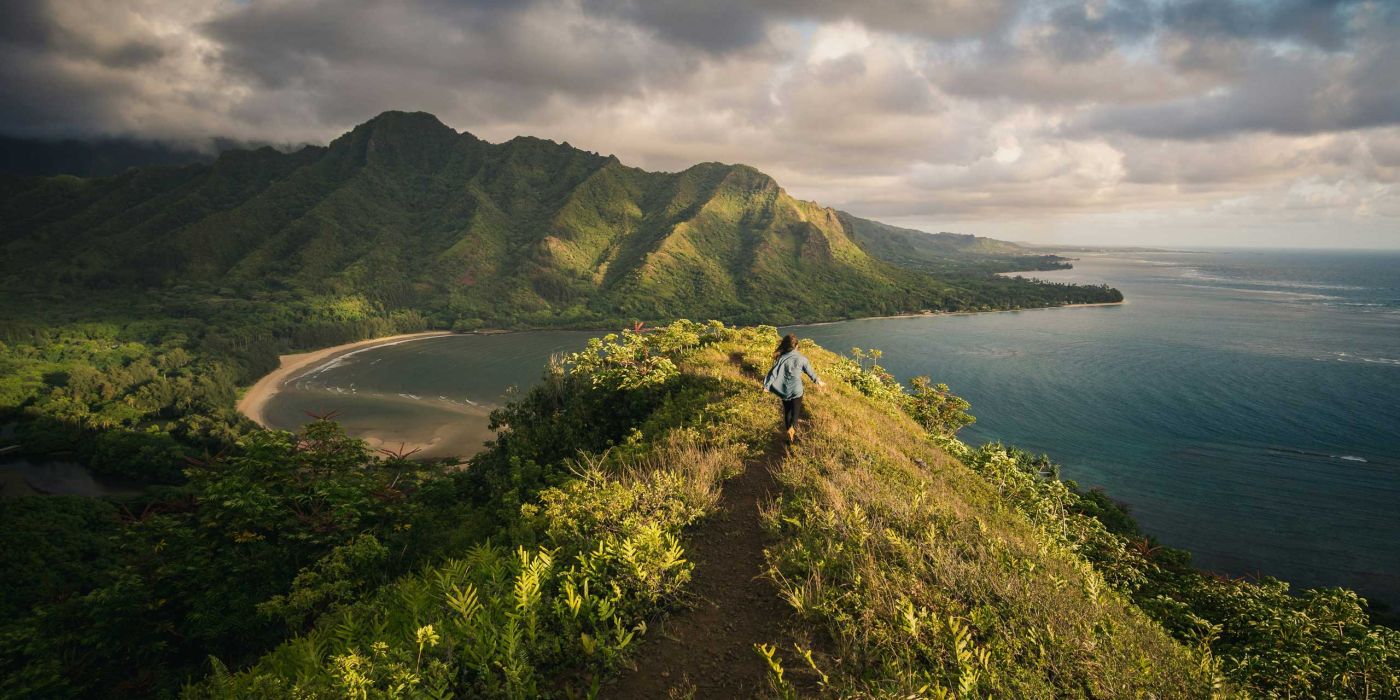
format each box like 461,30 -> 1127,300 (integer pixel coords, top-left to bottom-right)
0,111 -> 1118,327
842,213 -> 1068,274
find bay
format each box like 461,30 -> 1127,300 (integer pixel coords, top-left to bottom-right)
794,250 -> 1400,605
263,249 -> 1400,605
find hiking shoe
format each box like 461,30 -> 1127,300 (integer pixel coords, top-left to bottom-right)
786,427 -> 796,443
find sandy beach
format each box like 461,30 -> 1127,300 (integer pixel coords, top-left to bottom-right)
236,331 -> 455,427
353,402 -> 497,461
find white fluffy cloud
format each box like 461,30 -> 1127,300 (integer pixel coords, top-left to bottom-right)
1,0 -> 1397,247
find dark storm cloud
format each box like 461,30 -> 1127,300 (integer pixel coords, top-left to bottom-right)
0,1 -> 173,138
0,0 -> 58,48
0,48 -> 110,135
203,0 -> 706,129
205,0 -> 519,89
0,0 -> 165,67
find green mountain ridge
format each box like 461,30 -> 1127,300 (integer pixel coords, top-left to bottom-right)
1,111 -> 1116,327
0,110 -> 1115,491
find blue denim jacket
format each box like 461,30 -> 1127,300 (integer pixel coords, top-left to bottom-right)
763,351 -> 820,400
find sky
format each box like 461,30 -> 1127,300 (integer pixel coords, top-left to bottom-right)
2,0 -> 1398,248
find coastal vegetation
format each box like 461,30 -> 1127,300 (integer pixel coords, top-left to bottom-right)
777,338 -> 1399,698
0,111 -> 1117,484
2,323 -> 1395,698
0,294 -> 430,482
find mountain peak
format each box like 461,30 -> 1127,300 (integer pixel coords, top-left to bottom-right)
357,110 -> 457,136
329,110 -> 467,169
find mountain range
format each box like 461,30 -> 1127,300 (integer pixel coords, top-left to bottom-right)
0,111 -> 1117,327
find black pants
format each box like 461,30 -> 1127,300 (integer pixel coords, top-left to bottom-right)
781,396 -> 803,431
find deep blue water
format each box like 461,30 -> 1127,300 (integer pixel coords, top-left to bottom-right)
265,249 -> 1400,605
792,250 -> 1400,605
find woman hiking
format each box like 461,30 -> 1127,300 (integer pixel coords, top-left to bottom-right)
763,334 -> 823,443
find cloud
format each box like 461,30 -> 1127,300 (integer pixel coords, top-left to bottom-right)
0,0 -> 1395,246
1160,0 -> 1368,51
582,0 -> 1020,52
0,1 -> 235,141
1071,22 -> 1400,139
202,0 -> 710,135
580,0 -> 769,52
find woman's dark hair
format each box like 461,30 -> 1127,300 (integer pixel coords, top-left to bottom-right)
774,333 -> 798,359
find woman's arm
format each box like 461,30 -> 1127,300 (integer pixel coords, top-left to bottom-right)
763,361 -> 780,393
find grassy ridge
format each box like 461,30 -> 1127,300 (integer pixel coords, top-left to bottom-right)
762,350 -> 1211,696
195,324 -> 1211,698
6,322 -> 1396,697
766,338 -> 1400,698
180,323 -> 1400,699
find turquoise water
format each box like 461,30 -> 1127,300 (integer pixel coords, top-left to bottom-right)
793,250 -> 1400,605
264,249 -> 1400,604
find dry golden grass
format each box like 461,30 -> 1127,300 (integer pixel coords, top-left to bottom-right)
699,339 -> 1226,698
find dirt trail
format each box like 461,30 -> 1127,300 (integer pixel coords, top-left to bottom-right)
604,442 -> 805,699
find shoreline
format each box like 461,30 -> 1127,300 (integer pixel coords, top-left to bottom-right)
237,300 -> 1126,428
790,300 -> 1126,328
236,331 -> 455,427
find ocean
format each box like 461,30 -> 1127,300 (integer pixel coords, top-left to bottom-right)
263,249 -> 1400,606
794,249 -> 1400,605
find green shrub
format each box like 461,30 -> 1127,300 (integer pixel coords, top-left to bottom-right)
189,322 -> 750,699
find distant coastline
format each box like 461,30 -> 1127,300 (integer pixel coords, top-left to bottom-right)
793,300 -> 1125,328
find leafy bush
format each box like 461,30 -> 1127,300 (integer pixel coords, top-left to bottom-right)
0,421 -> 459,698
194,443 -> 736,699
945,436 -> 1400,698
188,322 -> 749,698
828,346 -> 974,436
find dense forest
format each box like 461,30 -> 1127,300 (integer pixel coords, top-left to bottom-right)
1,323 -> 1394,698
